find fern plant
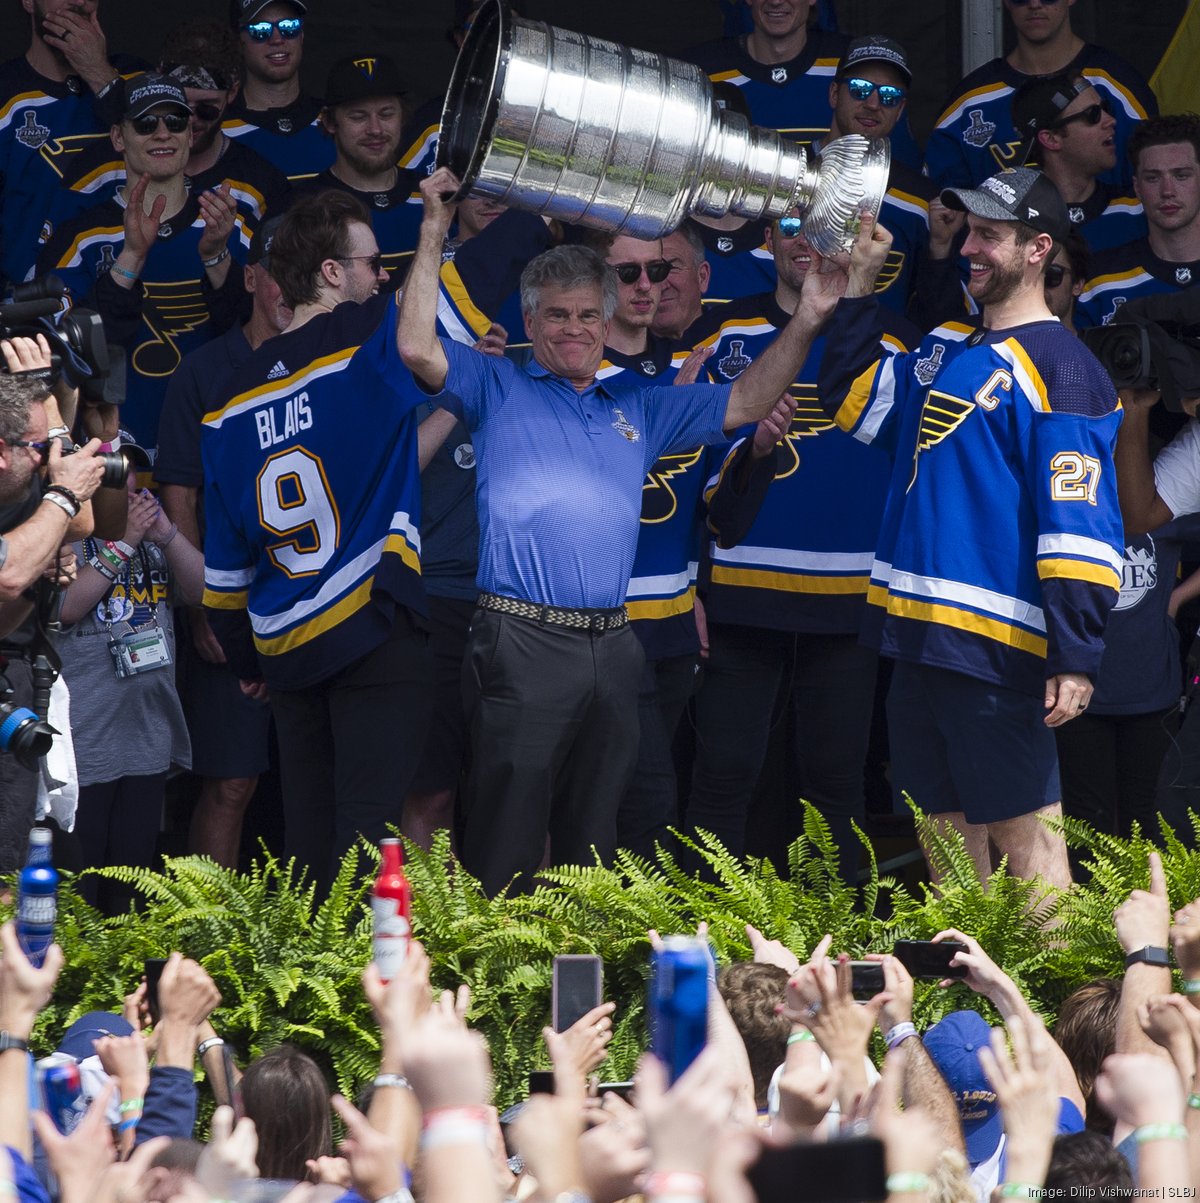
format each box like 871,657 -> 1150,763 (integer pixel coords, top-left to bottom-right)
20,803 -> 1200,1115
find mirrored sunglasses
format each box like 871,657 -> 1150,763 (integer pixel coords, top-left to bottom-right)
242,17 -> 303,41
844,77 -> 906,107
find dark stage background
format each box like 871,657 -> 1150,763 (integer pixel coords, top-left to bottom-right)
1,2 -> 1188,146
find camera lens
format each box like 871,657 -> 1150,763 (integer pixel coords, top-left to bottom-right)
98,452 -> 130,489
0,703 -> 55,771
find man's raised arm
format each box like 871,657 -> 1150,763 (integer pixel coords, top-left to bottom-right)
721,258 -> 844,431
397,167 -> 460,392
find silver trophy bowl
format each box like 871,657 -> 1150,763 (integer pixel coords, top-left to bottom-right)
437,0 -> 890,254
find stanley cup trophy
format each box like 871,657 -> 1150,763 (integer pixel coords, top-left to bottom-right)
437,0 -> 890,254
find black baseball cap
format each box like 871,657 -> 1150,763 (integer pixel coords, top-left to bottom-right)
838,35 -> 912,86
230,0 -> 306,27
324,54 -> 406,108
1011,72 -> 1092,139
941,167 -> 1071,243
249,214 -> 284,268
122,75 -> 192,122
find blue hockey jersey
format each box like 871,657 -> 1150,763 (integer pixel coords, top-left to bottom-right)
1064,181 -> 1146,255
0,53 -> 143,285
924,44 -> 1156,192
819,295 -> 1123,695
696,293 -> 916,634
596,337 -> 708,661
221,94 -> 333,183
36,194 -> 250,444
201,292 -> 427,690
1076,238 -> 1200,329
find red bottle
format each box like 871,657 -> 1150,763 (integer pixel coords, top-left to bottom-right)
372,838 -> 411,982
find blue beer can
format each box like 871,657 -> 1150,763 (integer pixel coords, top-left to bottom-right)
648,935 -> 709,1083
37,1053 -> 86,1134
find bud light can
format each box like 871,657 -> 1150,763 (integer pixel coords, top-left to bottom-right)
648,935 -> 709,1083
37,1053 -> 86,1134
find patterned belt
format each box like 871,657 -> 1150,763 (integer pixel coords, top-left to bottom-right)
476,592 -> 629,632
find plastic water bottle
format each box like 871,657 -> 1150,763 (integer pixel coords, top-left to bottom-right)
17,827 -> 57,967
371,838 -> 411,983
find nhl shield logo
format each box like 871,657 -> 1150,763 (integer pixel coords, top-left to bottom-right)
640,360 -> 657,376
962,109 -> 996,148
1177,266 -> 1193,285
277,116 -> 293,134
373,193 -> 389,208
1069,206 -> 1085,224
15,110 -> 50,149
717,339 -> 752,380
717,236 -> 734,253
771,67 -> 788,83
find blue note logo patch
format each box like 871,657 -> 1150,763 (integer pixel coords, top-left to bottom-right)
1101,297 -> 1127,326
962,109 -> 996,149
641,447 -> 703,523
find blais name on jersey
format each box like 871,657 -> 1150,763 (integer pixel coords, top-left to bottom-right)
254,390 -> 313,450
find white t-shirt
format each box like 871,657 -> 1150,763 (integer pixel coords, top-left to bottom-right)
1154,419 -> 1200,518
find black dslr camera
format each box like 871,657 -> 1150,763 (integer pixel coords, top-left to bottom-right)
0,654 -> 56,771
1081,288 -> 1200,412
1,275 -> 130,486
0,274 -> 109,394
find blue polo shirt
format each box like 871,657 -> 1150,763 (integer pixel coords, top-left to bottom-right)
436,338 -> 732,609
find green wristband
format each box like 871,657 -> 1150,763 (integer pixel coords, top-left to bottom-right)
998,1185 -> 1040,1200
787,1030 -> 815,1045
886,1173 -> 929,1193
119,1096 -> 143,1114
1132,1123 -> 1188,1143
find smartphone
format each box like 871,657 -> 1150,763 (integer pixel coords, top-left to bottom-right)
596,1080 -> 634,1100
849,960 -> 885,1001
144,957 -> 168,1023
649,937 -> 708,1082
527,1070 -> 555,1096
892,939 -> 969,979
552,954 -> 602,1032
747,1136 -> 887,1203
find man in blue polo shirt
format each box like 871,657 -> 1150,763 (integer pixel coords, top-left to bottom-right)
399,167 -> 844,895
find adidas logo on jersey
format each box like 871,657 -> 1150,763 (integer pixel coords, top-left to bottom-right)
267,360 -> 289,380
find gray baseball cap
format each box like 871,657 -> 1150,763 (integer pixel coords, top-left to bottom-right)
941,167 -> 1071,243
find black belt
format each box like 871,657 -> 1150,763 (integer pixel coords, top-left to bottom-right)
476,592 -> 629,632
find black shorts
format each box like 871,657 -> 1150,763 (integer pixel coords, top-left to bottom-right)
178,620 -> 272,780
407,595 -> 475,794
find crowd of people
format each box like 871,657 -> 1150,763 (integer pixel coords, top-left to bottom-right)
0,0 -> 1198,905
0,851 -> 1199,1199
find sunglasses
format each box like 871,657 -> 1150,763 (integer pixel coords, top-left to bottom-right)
843,77 -> 906,107
9,439 -> 51,465
339,252 -> 384,274
242,17 -> 303,41
1051,97 -> 1110,130
1044,264 -> 1069,288
129,111 -> 190,135
191,100 -> 224,122
611,259 -> 671,284
778,215 -> 804,238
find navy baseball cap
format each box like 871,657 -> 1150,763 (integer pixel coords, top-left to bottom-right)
324,54 -> 406,108
56,1011 -> 134,1061
838,35 -> 912,85
1012,73 -> 1093,140
249,214 -> 284,268
924,1010 -> 1002,1165
122,75 -> 192,122
942,167 -> 1072,243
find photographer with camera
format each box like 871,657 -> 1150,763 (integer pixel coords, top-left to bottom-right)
0,334 -> 106,874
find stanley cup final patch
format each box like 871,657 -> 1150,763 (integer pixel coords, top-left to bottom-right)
611,408 -> 641,442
